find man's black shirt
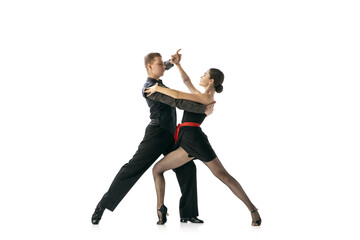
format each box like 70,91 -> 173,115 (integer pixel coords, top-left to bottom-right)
143,77 -> 206,135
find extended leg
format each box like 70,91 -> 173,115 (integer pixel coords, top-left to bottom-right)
91,126 -> 172,224
203,158 -> 261,226
103,130 -> 171,211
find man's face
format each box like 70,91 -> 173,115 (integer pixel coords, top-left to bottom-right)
149,57 -> 165,78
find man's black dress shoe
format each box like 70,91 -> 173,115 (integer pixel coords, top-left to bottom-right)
91,203 -> 105,225
180,217 -> 204,223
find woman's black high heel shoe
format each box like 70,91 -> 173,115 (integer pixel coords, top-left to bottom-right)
251,209 -> 262,226
157,205 -> 169,225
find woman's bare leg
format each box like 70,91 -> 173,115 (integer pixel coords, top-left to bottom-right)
152,147 -> 194,218
204,157 -> 261,225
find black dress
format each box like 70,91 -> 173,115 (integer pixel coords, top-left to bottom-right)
173,111 -> 217,162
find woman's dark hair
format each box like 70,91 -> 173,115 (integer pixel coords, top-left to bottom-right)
209,68 -> 224,93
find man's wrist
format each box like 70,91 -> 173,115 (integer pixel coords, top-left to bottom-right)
164,60 -> 174,70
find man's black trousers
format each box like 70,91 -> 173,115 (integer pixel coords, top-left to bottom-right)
99,125 -> 199,218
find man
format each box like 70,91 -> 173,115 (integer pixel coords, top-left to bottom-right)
91,51 -> 214,224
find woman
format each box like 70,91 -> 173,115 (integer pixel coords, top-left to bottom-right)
144,51 -> 261,226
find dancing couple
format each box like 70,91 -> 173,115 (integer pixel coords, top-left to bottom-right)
91,49 -> 261,226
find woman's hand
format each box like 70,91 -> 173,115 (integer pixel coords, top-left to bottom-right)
171,49 -> 182,65
144,83 -> 159,97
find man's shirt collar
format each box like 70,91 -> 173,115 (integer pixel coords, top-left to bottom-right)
147,77 -> 163,85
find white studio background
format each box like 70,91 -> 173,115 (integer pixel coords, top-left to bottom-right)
1,0 -> 359,239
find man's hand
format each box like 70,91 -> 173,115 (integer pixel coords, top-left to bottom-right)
170,49 -> 182,65
204,101 -> 216,116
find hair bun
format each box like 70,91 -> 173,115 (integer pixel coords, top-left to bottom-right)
215,84 -> 223,93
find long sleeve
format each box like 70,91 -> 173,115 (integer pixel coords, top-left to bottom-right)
164,60 -> 174,70
147,92 -> 206,113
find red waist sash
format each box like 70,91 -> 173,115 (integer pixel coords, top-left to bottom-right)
174,122 -> 200,142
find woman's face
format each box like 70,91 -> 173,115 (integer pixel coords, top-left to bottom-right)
199,70 -> 212,87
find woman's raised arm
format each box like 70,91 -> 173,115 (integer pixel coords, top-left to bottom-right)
171,49 -> 201,94
176,64 -> 201,94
